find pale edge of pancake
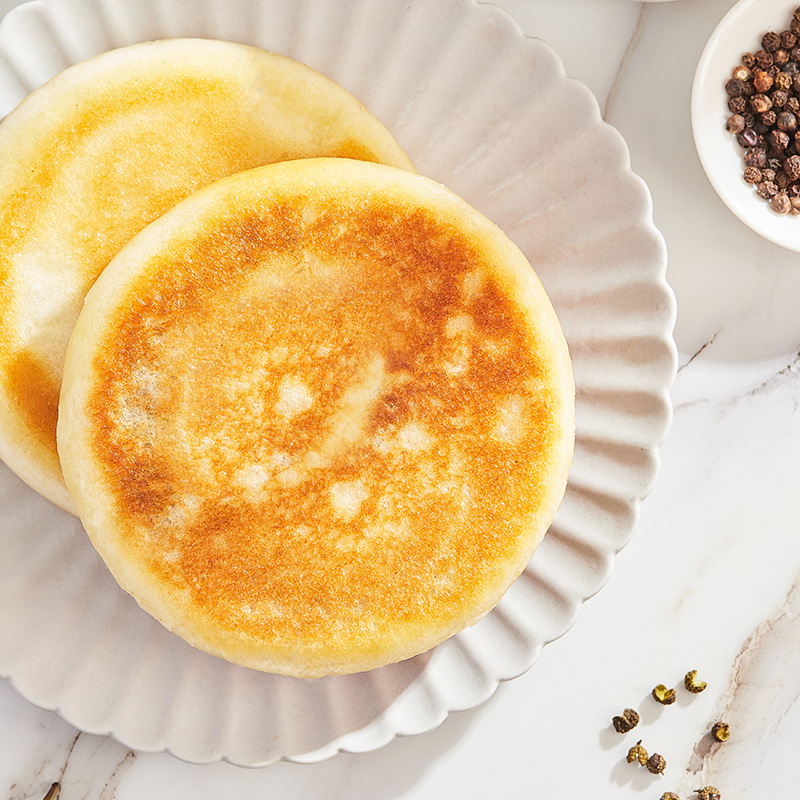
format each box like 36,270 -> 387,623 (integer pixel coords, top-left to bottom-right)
57,158 -> 575,677
0,38 -> 414,515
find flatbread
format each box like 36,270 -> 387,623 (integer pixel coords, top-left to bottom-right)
58,158 -> 574,677
0,38 -> 413,511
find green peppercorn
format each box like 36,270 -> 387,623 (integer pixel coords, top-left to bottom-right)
646,752 -> 667,775
684,670 -> 708,694
652,684 -> 677,705
711,721 -> 731,742
612,707 -> 640,733
627,740 -> 648,766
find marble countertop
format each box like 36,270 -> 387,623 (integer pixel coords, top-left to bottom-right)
2,0 -> 797,798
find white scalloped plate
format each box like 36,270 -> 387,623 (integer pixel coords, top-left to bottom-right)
0,0 -> 677,766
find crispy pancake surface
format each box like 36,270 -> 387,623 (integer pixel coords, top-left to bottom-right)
58,158 -> 575,677
0,38 -> 413,512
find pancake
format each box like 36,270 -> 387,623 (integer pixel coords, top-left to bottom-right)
57,158 -> 574,677
0,38 -> 414,512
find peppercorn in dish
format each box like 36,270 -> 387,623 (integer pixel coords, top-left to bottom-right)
725,6 -> 800,214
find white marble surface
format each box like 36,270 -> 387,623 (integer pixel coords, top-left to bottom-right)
1,0 -> 798,798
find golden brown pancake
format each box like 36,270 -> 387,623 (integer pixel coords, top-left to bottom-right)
58,158 -> 574,677
0,38 -> 413,512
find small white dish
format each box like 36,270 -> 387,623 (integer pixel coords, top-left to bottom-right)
693,0 -> 800,252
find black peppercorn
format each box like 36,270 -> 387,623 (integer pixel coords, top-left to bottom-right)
756,48 -> 774,68
772,192 -> 792,213
753,69 -> 773,91
737,128 -> 759,148
744,146 -> 767,167
726,114 -> 746,134
757,180 -> 779,198
763,30 -> 781,52
744,166 -> 762,183
695,787 -> 721,800
726,9 -> 800,214
660,794 -> 680,800
773,89 -> 790,108
726,78 -> 745,97
750,93 -> 773,113
728,95 -> 747,113
769,129 -> 790,150
778,110 -> 798,131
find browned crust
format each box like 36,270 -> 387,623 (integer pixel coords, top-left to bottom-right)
59,159 -> 574,676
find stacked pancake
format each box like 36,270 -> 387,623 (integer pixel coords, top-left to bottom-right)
1,40 -> 574,677
0,38 -> 413,511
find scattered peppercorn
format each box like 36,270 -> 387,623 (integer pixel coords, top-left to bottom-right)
646,752 -> 667,775
695,787 -> 721,800
660,794 -> 680,800
711,721 -> 731,742
684,670 -> 708,694
724,7 -> 800,213
612,707 -> 640,733
627,739 -> 649,766
652,684 -> 677,705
